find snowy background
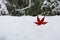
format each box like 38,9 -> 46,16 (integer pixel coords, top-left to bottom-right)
0,16 -> 60,40
0,0 -> 8,15
0,0 -> 60,40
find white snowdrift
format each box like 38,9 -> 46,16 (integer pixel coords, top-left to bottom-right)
0,16 -> 60,40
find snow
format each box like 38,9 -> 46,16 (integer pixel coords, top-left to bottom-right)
0,0 -> 8,15
0,16 -> 60,40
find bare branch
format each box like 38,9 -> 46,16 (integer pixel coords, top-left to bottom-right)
15,0 -> 34,13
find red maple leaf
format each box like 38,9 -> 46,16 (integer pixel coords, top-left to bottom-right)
34,16 -> 48,25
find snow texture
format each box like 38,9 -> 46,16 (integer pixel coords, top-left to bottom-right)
41,0 -> 60,14
0,0 -> 8,15
0,16 -> 60,40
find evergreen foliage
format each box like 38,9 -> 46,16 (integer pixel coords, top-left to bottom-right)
7,0 -> 60,16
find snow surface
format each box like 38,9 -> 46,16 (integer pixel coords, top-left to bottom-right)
0,16 -> 60,40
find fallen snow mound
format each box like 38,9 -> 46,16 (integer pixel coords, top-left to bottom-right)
0,16 -> 60,40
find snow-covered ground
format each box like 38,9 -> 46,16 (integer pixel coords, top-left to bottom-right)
0,16 -> 60,40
